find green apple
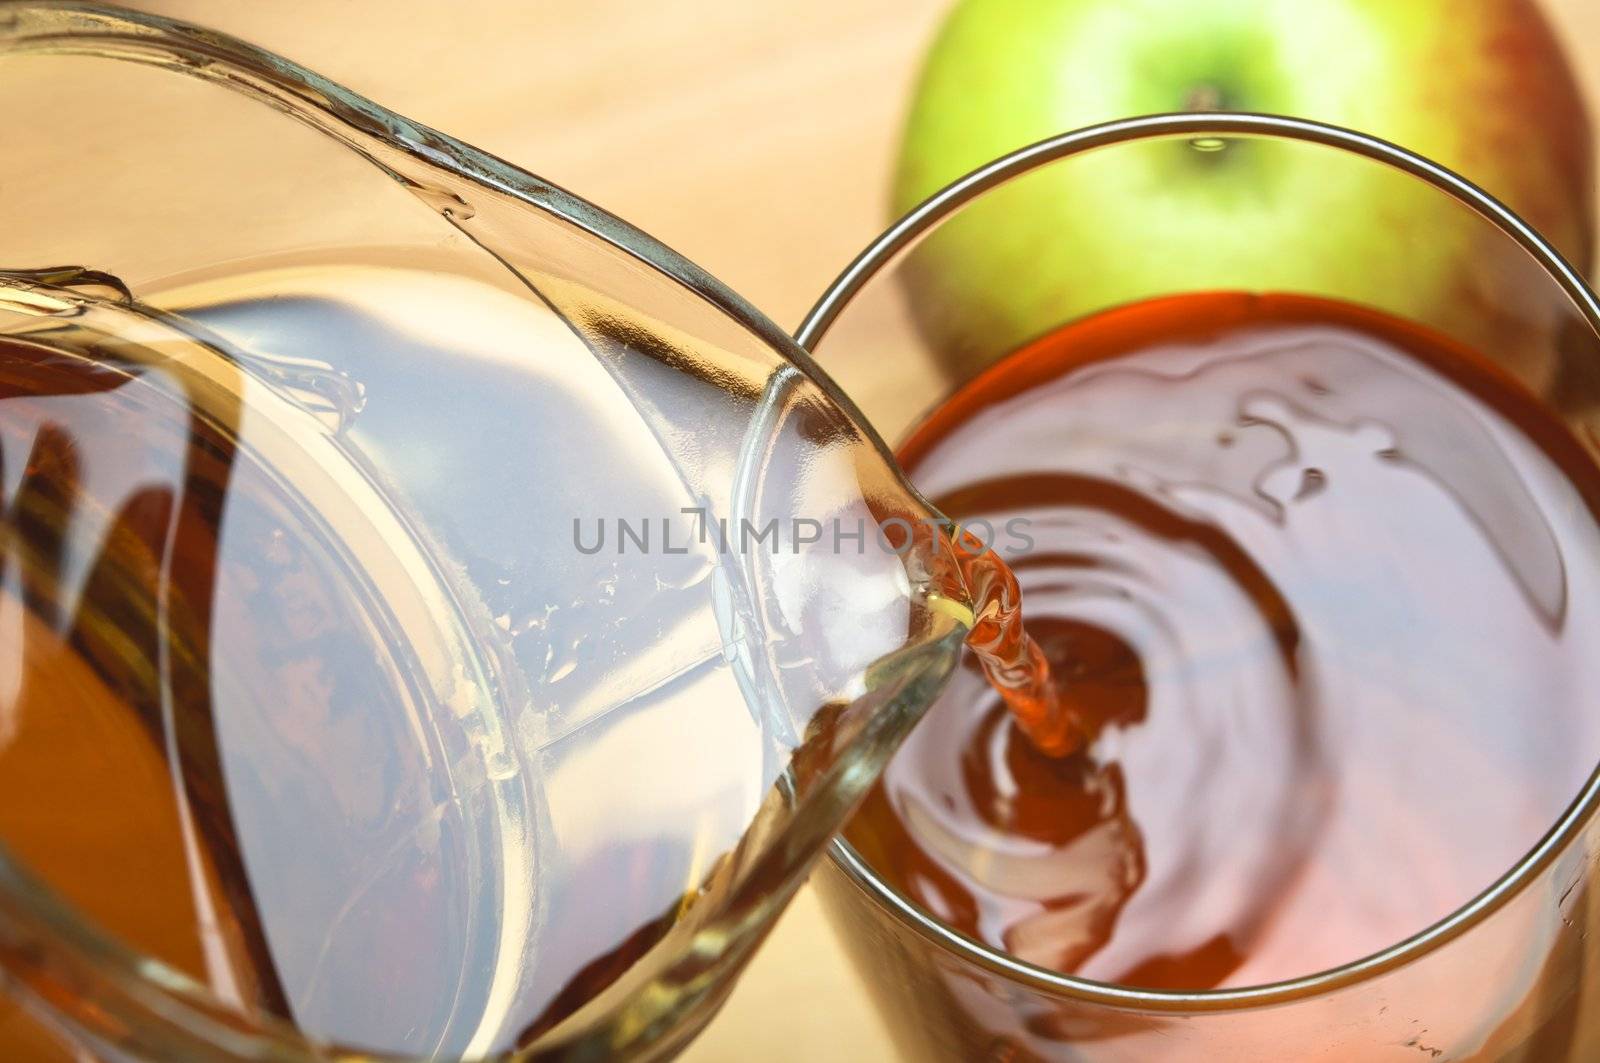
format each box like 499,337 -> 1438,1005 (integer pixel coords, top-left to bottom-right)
894,0 -> 1594,382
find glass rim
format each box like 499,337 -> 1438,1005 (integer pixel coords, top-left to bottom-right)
798,110 -> 1600,1010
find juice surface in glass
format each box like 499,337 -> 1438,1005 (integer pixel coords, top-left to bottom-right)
848,291 -> 1600,990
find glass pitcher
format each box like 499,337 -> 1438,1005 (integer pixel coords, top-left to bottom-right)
0,3 -> 971,1059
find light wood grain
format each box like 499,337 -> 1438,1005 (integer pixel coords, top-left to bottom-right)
109,3 -> 1600,1059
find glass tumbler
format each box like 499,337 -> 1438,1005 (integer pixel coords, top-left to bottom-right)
798,113 -> 1600,1062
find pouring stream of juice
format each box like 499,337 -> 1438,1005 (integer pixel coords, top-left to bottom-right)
954,537 -> 1084,758
940,531 -> 1081,755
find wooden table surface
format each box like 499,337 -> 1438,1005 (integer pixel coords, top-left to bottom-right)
112,2 -> 1600,1058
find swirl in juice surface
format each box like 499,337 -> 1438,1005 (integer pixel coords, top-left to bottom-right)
851,292 -> 1600,989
